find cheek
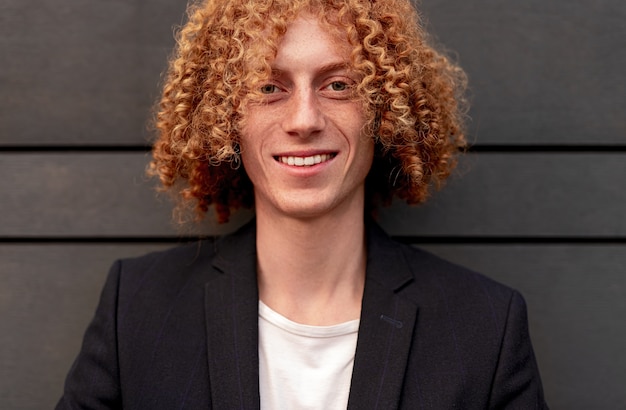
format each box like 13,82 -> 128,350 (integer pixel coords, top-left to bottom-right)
238,130 -> 261,178
345,135 -> 374,184
239,107 -> 273,154
239,140 -> 261,174
239,115 -> 262,156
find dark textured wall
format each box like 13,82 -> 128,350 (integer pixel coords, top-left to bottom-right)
1,0 -> 625,408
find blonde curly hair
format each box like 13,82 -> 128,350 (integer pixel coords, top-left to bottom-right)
150,0 -> 467,223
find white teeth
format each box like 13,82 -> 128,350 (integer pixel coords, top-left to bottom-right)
279,154 -> 333,167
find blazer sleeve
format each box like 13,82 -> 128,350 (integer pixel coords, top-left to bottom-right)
56,261 -> 123,410
489,290 -> 549,409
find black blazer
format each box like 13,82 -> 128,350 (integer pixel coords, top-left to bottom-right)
57,221 -> 547,409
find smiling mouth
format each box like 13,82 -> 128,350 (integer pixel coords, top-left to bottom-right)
275,153 -> 336,167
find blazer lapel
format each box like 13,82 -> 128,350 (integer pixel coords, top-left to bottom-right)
204,222 -> 261,409
201,220 -> 417,409
348,223 -> 419,410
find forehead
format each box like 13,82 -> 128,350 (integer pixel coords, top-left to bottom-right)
244,10 -> 354,75
271,14 -> 351,67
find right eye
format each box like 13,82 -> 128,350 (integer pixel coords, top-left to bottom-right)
260,84 -> 279,94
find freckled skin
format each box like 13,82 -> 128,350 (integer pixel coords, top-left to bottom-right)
240,14 -> 374,221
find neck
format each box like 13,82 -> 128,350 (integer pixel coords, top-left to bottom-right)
255,207 -> 367,326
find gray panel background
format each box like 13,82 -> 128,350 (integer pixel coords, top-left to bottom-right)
2,0 -> 624,146
1,153 -> 625,237
421,0 -> 626,145
1,0 -> 625,409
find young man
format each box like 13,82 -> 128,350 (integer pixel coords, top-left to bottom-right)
58,0 -> 547,408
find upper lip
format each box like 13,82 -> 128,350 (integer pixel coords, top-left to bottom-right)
273,150 -> 337,158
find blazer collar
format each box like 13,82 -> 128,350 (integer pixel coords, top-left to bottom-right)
205,221 -> 261,409
204,220 -> 418,409
347,221 -> 419,410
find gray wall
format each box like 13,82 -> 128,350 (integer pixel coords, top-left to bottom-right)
1,0 -> 625,408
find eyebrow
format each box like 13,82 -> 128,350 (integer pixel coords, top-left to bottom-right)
317,61 -> 351,74
271,61 -> 351,78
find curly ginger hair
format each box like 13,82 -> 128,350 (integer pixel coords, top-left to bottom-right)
150,0 -> 468,223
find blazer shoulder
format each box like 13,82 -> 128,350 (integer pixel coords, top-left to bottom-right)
368,221 -> 515,299
404,242 -> 520,306
121,239 -> 216,270
404,243 -> 514,292
111,239 -> 219,292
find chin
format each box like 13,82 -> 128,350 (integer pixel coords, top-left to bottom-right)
255,184 -> 366,221
273,193 -> 363,221
276,202 -> 335,220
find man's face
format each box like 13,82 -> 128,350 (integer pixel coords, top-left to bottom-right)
240,13 -> 374,220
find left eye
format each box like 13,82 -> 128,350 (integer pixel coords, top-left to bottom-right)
328,81 -> 348,91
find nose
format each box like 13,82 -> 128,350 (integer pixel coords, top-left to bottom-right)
281,88 -> 326,138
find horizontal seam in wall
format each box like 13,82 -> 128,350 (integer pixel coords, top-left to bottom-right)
0,146 -> 152,153
0,145 -> 626,154
467,145 -> 626,153
394,236 -> 626,245
0,236 -> 625,245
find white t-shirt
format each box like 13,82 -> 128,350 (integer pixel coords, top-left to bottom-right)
258,301 -> 360,410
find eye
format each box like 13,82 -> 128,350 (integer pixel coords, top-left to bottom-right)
260,84 -> 279,94
328,81 -> 348,91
